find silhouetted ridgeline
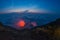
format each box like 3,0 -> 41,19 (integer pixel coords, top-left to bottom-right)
0,18 -> 60,40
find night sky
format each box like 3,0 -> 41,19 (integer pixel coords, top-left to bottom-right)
0,0 -> 60,13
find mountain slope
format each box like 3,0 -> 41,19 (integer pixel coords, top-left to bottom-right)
32,18 -> 60,40
0,18 -> 60,40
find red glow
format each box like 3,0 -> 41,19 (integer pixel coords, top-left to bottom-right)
17,19 -> 25,28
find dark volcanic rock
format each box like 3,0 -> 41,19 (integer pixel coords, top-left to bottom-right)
0,18 -> 60,40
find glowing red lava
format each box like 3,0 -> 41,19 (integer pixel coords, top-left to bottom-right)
17,19 -> 25,28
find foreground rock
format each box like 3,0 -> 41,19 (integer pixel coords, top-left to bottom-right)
0,18 -> 60,40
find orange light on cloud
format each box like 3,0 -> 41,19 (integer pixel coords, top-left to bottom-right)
31,22 -> 37,27
17,19 -> 25,28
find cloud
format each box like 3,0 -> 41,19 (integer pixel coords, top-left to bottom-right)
28,9 -> 51,13
0,5 -> 52,13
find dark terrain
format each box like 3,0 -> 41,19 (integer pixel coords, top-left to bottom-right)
0,18 -> 60,40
